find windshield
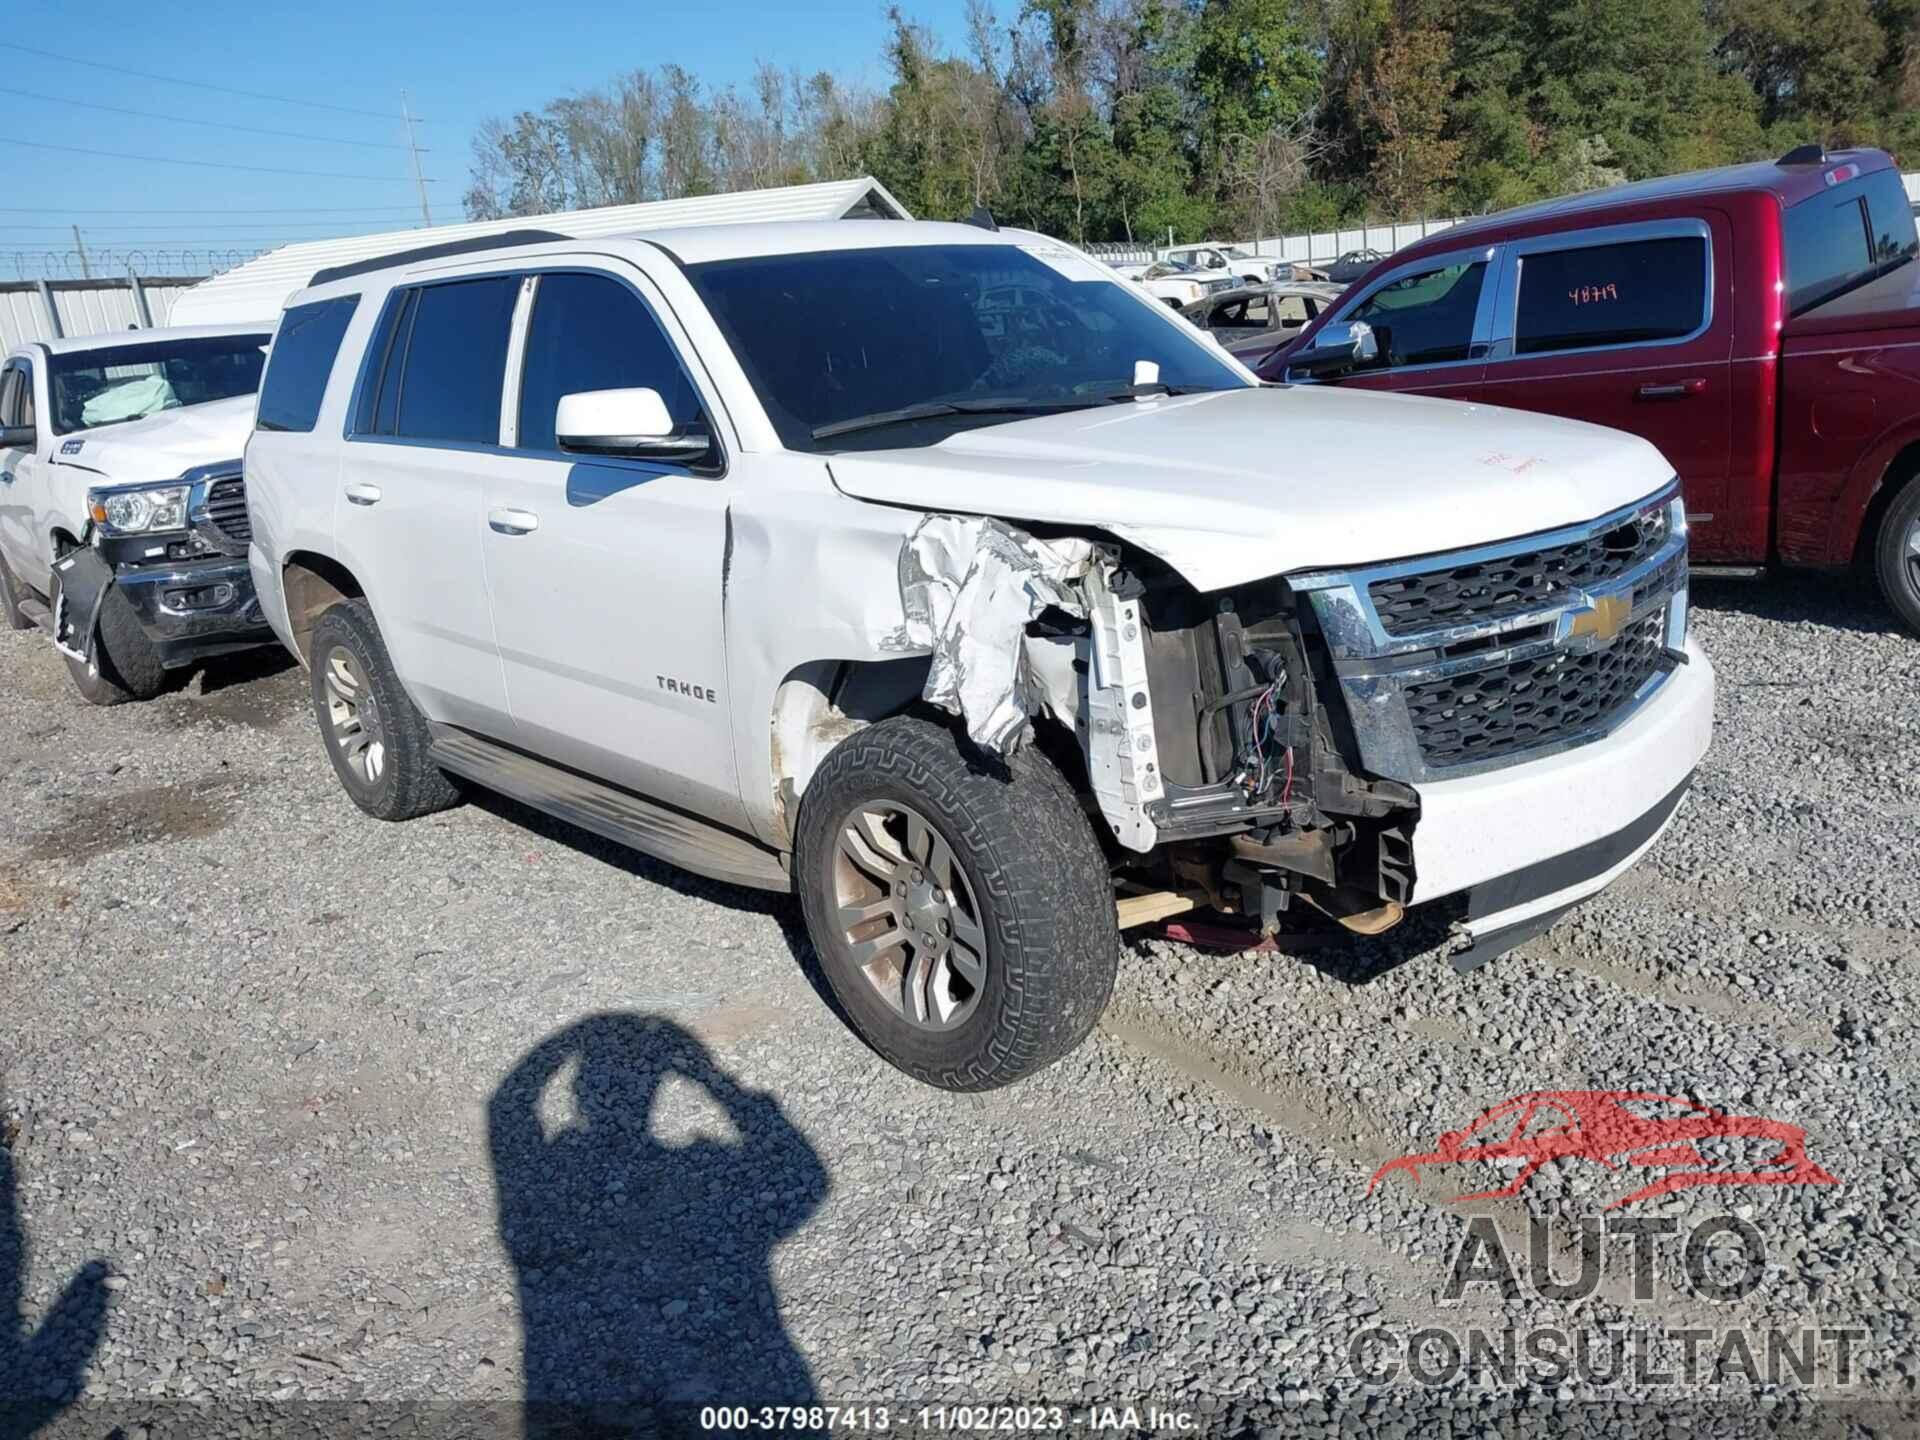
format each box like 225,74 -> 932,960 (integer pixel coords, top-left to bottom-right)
686,243 -> 1247,451
49,334 -> 269,435
1783,169 -> 1918,315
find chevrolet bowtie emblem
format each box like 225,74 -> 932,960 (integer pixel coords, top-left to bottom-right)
1564,593 -> 1632,644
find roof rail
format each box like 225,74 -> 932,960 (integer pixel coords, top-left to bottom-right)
308,229 -> 567,289
1777,144 -> 1827,166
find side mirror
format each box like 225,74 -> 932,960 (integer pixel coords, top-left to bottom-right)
1286,320 -> 1379,378
555,388 -> 709,461
0,424 -> 33,449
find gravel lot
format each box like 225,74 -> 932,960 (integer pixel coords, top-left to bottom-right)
1,575 -> 1915,1437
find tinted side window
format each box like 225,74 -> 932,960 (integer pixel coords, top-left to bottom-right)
1785,171 -> 1919,315
1514,237 -> 1706,355
517,272 -> 706,453
1348,261 -> 1488,368
390,277 -> 519,445
257,296 -> 359,433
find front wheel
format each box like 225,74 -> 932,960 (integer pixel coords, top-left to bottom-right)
62,584 -> 165,706
1873,478 -> 1920,636
794,716 -> 1119,1091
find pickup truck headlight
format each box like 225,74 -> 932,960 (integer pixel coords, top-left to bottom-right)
88,483 -> 190,536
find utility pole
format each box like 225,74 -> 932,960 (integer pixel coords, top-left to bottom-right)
72,225 -> 91,279
401,92 -> 433,227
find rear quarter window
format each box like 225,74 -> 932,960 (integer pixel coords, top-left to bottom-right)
1514,236 -> 1706,354
257,297 -> 360,433
1783,169 -> 1919,315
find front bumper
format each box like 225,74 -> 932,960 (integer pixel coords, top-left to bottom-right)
112,556 -> 272,668
1407,635 -> 1715,956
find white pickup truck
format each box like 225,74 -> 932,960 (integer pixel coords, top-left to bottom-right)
244,219 -> 1712,1091
0,324 -> 274,702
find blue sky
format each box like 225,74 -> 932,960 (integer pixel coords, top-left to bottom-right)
5,0 -> 970,279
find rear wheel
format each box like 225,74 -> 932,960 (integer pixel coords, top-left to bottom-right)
795,716 -> 1119,1091
1873,478 -> 1920,636
308,598 -> 460,821
61,584 -> 165,706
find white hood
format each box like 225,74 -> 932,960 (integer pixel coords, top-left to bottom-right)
50,394 -> 255,482
827,386 -> 1675,591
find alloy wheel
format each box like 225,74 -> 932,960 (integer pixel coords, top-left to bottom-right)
322,645 -> 386,786
831,800 -> 988,1031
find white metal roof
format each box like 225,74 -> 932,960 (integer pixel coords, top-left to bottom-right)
17,321 -> 269,359
168,176 -> 911,326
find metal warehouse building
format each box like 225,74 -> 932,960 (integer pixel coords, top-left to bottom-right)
166,176 -> 911,327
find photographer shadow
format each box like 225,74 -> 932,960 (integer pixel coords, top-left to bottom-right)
1,1089 -> 110,1439
489,1013 -> 828,1430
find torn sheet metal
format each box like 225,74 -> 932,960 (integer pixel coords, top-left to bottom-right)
50,549 -> 113,666
899,515 -> 1094,754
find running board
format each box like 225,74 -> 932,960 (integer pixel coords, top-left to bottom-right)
1689,564 -> 1766,579
428,726 -> 792,893
17,595 -> 52,634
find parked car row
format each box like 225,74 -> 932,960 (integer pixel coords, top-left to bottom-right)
0,148 -> 1910,1095
1239,146 -> 1920,632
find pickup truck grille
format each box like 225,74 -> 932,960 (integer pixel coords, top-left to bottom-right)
1403,609 -> 1668,768
204,476 -> 251,545
1289,487 -> 1688,782
1368,503 -> 1670,636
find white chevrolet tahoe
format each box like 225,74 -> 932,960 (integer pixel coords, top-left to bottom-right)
0,324 -> 274,703
245,220 -> 1713,1091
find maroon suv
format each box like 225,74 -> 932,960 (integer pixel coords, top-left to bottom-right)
1250,147 -> 1920,631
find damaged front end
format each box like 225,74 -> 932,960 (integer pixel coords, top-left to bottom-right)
898,515 -> 1419,937
57,465 -> 272,670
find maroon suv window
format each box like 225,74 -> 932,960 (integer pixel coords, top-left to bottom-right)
1514,236 -> 1706,354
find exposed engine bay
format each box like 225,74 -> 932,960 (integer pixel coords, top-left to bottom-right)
897,515 -> 1420,937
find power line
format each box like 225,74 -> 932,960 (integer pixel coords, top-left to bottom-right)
0,221 -> 436,231
0,42 -> 430,122
9,88 -> 423,151
0,205 -> 428,215
0,138 -> 440,182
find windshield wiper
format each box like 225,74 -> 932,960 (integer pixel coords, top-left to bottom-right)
811,397 -> 1091,441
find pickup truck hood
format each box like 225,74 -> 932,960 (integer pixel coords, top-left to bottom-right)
48,394 -> 254,481
826,386 -> 1675,591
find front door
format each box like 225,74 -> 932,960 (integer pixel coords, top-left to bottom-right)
1288,251 -> 1495,401
1472,219 -> 1735,557
0,360 -> 45,587
480,266 -> 745,830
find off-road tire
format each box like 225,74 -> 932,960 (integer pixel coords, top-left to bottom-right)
795,715 -> 1119,1091
1873,477 -> 1920,637
61,584 -> 166,706
0,551 -> 34,631
309,598 -> 460,822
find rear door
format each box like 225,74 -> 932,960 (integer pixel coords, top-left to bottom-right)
1472,218 -> 1734,555
1283,247 -> 1496,399
336,273 -> 520,734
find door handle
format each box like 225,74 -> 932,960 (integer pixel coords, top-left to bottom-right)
344,483 -> 383,506
488,508 -> 539,536
1635,379 -> 1706,400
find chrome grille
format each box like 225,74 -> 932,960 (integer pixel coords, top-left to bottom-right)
1289,486 -> 1689,783
1368,503 -> 1669,636
1404,609 -> 1668,768
204,476 -> 250,545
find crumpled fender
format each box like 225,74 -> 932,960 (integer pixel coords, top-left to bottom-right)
49,547 -> 113,666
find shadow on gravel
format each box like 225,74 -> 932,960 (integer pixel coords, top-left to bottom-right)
0,1089 -> 110,1438
1690,571 -> 1902,639
489,1013 -> 828,1428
